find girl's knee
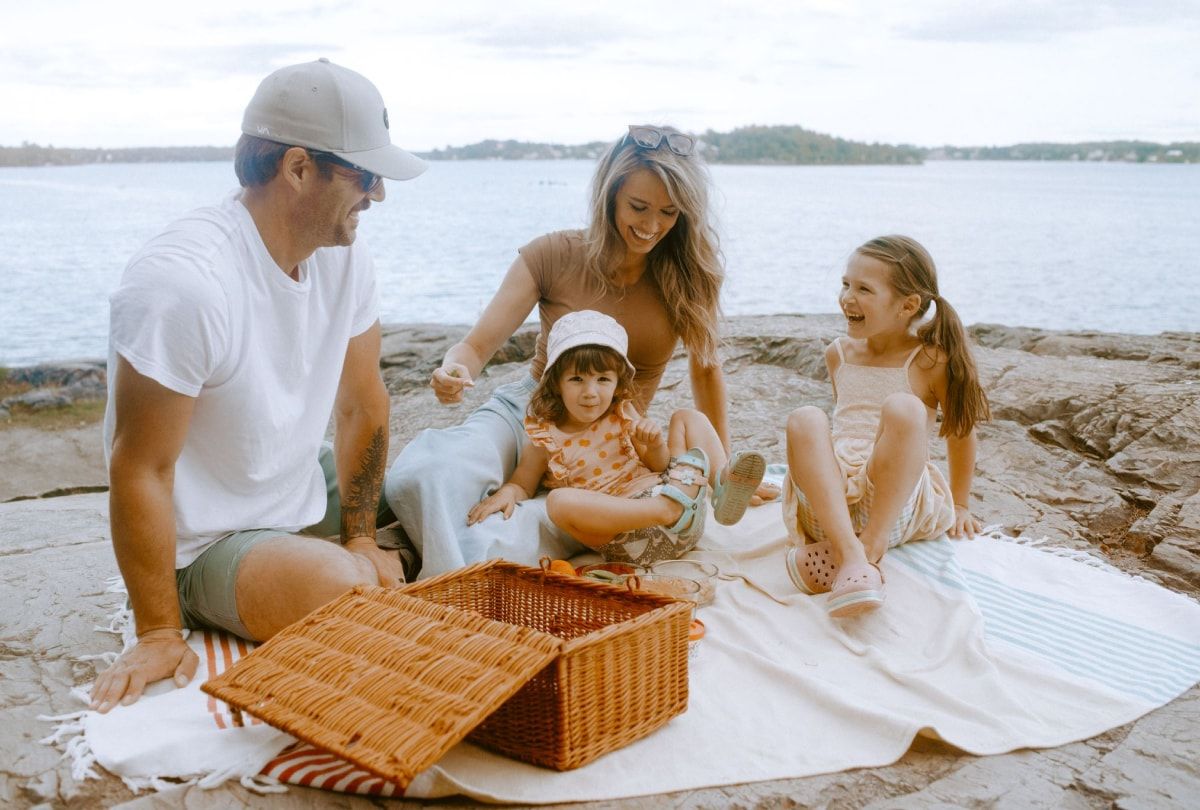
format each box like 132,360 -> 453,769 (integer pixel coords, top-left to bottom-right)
546,488 -> 571,522
669,408 -> 705,430
880,393 -> 926,427
786,406 -> 828,438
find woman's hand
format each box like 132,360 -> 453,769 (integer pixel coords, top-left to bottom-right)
468,484 -> 522,525
430,363 -> 475,404
949,505 -> 981,539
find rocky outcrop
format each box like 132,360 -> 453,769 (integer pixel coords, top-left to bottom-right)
0,361 -> 106,420
2,315 -> 1199,807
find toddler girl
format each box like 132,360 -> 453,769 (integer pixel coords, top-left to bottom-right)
784,235 -> 990,618
469,310 -> 765,565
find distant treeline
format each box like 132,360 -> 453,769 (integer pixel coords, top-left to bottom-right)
0,142 -> 233,167
929,141 -> 1199,163
417,126 -> 922,165
699,126 -> 922,164
417,139 -> 611,161
3,128 -> 1197,168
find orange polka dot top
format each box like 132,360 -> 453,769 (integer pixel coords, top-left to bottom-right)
525,399 -> 662,496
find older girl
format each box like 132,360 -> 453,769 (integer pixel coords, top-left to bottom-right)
784,235 -> 990,618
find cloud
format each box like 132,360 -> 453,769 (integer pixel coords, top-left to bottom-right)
1,42 -> 334,89
896,0 -> 1200,43
437,15 -> 636,59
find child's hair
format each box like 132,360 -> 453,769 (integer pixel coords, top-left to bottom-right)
527,344 -> 636,424
855,235 -> 991,438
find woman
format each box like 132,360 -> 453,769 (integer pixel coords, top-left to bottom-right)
384,125 -> 769,577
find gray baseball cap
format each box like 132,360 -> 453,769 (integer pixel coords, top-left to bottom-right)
242,58 -> 427,181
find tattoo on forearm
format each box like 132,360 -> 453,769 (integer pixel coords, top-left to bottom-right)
341,428 -> 386,540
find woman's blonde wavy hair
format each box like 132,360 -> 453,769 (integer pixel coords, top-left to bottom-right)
582,127 -> 724,366
856,235 -> 991,438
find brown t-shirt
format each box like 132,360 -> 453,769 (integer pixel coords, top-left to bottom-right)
519,230 -> 676,412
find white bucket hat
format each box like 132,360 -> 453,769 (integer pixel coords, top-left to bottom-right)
242,58 -> 427,181
544,310 -> 637,379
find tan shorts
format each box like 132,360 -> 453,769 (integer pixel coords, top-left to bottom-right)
783,465 -> 953,550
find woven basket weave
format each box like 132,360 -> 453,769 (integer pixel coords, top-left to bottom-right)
202,560 -> 691,783
405,560 -> 692,770
201,586 -> 563,787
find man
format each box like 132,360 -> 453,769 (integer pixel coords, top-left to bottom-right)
90,59 -> 426,712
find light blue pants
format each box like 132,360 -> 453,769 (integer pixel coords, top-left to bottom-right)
383,373 -> 582,578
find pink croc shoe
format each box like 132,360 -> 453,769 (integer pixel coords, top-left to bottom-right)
826,561 -> 885,618
785,541 -> 836,595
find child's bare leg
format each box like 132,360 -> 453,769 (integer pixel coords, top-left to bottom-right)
860,393 -> 929,562
546,488 -> 678,549
785,406 -> 866,569
666,408 -> 727,486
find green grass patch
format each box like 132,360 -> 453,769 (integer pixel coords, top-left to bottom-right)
0,398 -> 106,431
0,368 -> 29,399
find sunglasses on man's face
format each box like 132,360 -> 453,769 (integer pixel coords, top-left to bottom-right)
307,150 -> 382,193
626,125 -> 696,157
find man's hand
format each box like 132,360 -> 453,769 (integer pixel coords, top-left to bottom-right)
430,364 -> 475,405
89,629 -> 198,713
344,535 -> 405,587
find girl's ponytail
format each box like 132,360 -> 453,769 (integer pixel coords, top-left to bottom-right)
917,295 -> 990,438
856,235 -> 990,438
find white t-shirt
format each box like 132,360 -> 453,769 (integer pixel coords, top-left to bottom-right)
103,193 -> 380,567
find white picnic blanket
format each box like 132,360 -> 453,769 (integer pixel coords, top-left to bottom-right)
51,500 -> 1200,802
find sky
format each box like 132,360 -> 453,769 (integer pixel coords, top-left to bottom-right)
3,0 -> 1198,151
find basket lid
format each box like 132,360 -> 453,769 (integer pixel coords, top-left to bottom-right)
201,585 -> 562,788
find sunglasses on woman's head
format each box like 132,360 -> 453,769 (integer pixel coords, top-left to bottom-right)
307,149 -> 382,193
626,125 -> 696,157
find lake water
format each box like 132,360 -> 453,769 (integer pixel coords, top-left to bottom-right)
1,159 -> 1196,366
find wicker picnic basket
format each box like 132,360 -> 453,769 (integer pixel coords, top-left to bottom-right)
202,559 -> 692,786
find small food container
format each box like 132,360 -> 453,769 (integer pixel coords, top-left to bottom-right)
632,573 -> 702,614
649,559 -> 720,607
688,619 -> 706,660
575,561 -> 648,584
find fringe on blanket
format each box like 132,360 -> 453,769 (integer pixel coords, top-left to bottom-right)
38,577 -> 128,786
112,772 -> 288,795
36,578 -> 284,796
979,525 -> 1199,605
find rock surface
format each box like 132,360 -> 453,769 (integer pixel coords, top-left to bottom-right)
0,361 -> 106,420
2,314 -> 1198,808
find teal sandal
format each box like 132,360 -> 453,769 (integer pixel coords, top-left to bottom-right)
657,448 -> 710,543
710,449 -> 766,525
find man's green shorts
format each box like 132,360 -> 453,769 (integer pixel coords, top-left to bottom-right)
172,443 -> 388,638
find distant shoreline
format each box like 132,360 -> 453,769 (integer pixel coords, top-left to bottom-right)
4,124 -> 1197,168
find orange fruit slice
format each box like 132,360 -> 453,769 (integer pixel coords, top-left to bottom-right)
549,559 -> 576,577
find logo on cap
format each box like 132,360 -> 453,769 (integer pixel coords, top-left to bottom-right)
383,109 -> 390,130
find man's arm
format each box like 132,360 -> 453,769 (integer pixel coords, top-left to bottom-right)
334,321 -> 402,586
90,356 -> 199,713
